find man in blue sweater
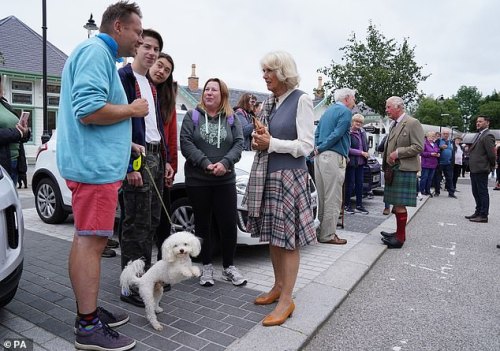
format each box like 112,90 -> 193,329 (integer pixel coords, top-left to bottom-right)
56,2 -> 147,350
314,88 -> 356,244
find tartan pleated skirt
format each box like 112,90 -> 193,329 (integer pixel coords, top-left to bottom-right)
384,167 -> 418,207
246,169 -> 317,250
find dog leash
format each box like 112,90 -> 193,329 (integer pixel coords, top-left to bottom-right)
139,153 -> 177,234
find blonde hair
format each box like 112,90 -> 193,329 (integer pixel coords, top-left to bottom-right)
199,78 -> 234,116
260,51 -> 300,90
352,113 -> 365,122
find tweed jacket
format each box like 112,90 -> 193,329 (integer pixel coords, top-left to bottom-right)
468,129 -> 496,173
384,114 -> 424,172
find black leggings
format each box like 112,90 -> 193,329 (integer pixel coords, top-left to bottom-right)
186,183 -> 237,268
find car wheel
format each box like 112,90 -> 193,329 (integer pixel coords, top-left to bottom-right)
170,197 -> 221,257
170,197 -> 195,233
0,283 -> 18,308
35,178 -> 69,224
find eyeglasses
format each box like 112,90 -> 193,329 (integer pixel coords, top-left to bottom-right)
353,120 -> 363,123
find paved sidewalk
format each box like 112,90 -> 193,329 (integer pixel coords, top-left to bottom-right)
1,192 -> 428,350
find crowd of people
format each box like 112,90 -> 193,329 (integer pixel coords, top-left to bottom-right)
3,2 -> 498,350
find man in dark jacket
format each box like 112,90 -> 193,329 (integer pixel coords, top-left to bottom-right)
465,116 -> 496,223
118,29 -> 174,307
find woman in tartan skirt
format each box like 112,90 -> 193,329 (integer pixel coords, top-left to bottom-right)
245,51 -> 316,326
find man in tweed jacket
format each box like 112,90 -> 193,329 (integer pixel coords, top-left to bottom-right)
380,96 -> 424,248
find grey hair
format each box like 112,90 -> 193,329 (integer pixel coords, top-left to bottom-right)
334,88 -> 356,103
260,51 -> 300,90
386,96 -> 405,110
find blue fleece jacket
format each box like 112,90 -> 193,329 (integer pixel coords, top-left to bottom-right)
56,34 -> 131,184
314,102 -> 352,157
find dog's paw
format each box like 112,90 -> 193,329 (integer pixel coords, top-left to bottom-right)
192,266 -> 201,277
152,322 -> 163,331
155,307 -> 163,314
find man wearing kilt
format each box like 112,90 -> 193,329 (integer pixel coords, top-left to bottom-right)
380,96 -> 424,248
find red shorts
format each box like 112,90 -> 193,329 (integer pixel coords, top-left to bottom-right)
66,180 -> 122,237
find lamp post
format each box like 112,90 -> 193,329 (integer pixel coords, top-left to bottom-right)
41,0 -> 50,144
83,14 -> 99,38
436,95 -> 445,134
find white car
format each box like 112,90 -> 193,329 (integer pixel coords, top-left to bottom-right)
32,111 -> 319,246
0,165 -> 24,307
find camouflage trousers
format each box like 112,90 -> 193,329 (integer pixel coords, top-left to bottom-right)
120,151 -> 164,269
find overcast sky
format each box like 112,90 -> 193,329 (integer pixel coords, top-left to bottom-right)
3,0 -> 499,100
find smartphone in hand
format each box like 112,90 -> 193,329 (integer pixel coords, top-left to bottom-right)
19,111 -> 30,127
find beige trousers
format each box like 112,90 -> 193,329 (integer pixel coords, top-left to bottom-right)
314,150 -> 346,242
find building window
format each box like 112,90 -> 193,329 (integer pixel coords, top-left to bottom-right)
11,80 -> 33,105
47,83 -> 60,106
47,110 -> 57,133
48,96 -> 60,106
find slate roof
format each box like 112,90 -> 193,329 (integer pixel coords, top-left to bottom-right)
0,16 -> 67,77
179,85 -> 324,110
178,85 -> 270,109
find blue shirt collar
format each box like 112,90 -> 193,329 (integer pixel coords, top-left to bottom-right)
96,33 -> 124,63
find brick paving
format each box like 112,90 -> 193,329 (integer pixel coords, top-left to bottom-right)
1,191 -> 391,350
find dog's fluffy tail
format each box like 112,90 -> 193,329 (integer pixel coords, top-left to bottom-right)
120,259 -> 145,296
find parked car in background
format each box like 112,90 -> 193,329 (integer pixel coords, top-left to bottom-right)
0,165 -> 24,308
32,110 -> 320,246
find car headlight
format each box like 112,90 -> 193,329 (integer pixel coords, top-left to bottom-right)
235,175 -> 249,195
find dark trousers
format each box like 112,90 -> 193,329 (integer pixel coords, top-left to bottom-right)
420,167 -> 436,194
470,172 -> 490,216
155,188 -> 171,260
453,164 -> 462,189
436,164 -> 454,195
186,183 -> 237,268
344,165 -> 364,207
120,152 -> 164,269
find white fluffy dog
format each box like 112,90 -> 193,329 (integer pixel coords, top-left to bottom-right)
120,231 -> 201,330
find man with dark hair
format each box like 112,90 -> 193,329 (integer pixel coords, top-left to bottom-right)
118,28 -> 174,306
56,2 -> 145,350
465,115 -> 496,223
380,96 -> 424,249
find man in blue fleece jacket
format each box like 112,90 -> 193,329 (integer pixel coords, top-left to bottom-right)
56,2 -> 147,350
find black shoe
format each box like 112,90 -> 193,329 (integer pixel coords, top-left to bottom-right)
465,213 -> 479,219
469,216 -> 488,223
344,206 -> 355,214
497,244 -> 500,249
106,238 -> 119,249
120,292 -> 145,308
434,193 -> 440,197
380,231 -> 396,238
381,236 -> 404,249
448,194 -> 457,198
101,248 -> 116,258
355,206 -> 369,214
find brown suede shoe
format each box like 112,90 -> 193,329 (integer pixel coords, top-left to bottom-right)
321,234 -> 347,245
383,208 -> 390,215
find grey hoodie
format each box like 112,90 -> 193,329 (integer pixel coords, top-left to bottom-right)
180,108 -> 244,186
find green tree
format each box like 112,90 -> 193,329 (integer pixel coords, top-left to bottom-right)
452,86 -> 482,132
414,97 -> 462,130
318,22 -> 429,116
475,101 -> 500,130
